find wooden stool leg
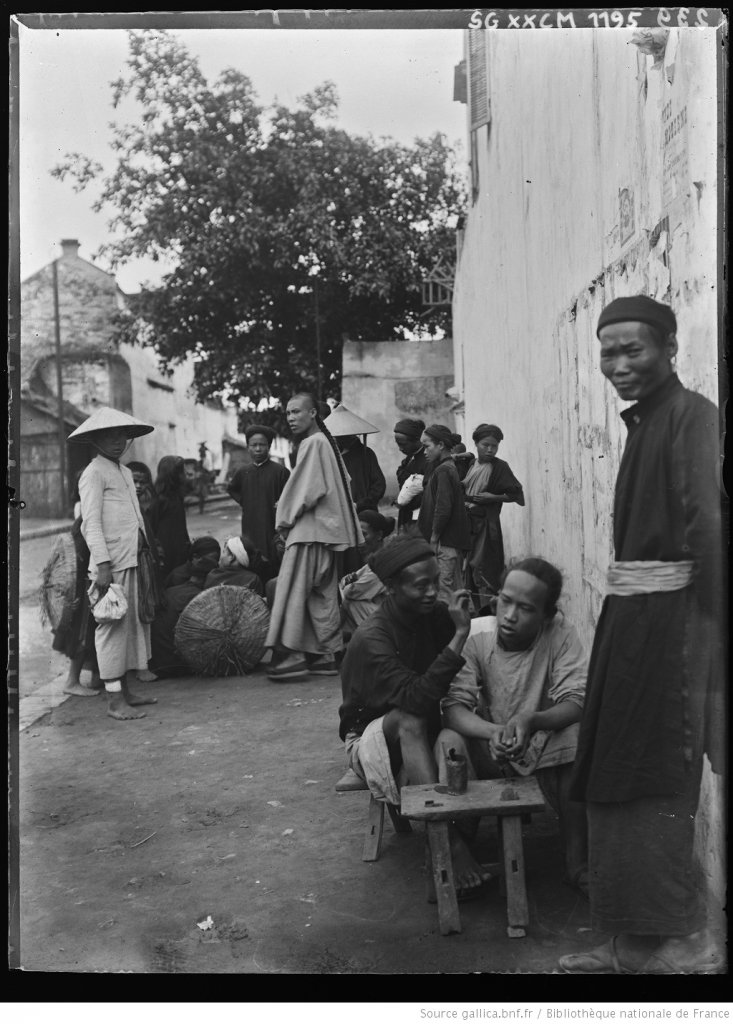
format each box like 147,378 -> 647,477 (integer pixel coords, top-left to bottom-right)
386,803 -> 412,834
500,814 -> 528,938
362,795 -> 385,861
426,821 -> 461,935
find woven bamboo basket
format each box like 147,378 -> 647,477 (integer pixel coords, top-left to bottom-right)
174,585 -> 270,676
39,532 -> 78,634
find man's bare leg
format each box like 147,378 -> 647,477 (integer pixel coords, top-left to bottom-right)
554,764 -> 589,891
383,710 -> 491,892
64,652 -> 99,697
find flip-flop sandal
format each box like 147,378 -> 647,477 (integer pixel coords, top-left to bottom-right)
558,936 -> 641,975
308,660 -> 339,676
640,949 -> 725,975
267,661 -> 309,681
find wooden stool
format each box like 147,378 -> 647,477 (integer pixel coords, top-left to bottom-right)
335,768 -> 412,861
400,777 -> 546,938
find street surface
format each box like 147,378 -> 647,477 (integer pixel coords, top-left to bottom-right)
11,497 -> 605,976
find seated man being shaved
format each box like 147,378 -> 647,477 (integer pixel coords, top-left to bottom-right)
437,557 -> 589,895
338,533 -> 491,894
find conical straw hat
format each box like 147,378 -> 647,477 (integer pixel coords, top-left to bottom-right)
322,404 -> 379,437
67,406 -> 155,443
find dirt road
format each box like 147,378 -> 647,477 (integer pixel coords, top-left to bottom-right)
14,501 -> 601,976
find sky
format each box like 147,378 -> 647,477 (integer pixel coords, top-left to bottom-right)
17,21 -> 468,292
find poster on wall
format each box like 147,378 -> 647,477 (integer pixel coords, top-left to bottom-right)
662,98 -> 690,206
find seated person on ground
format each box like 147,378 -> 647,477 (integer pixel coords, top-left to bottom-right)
165,535 -> 221,589
338,534 -> 492,895
339,509 -> 395,639
149,547 -> 221,678
203,536 -> 265,596
437,557 -> 589,895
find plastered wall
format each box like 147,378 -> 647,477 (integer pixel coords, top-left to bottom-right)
452,27 -> 723,918
341,338 -> 455,502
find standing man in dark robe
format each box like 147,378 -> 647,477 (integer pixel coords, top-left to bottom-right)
559,296 -> 725,976
227,425 -> 290,566
336,435 -> 387,513
393,418 -> 429,531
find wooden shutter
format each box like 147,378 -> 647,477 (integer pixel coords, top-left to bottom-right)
468,32 -> 490,130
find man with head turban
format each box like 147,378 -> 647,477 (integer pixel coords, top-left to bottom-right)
417,424 -> 471,603
559,297 -> 724,975
227,424 -> 290,565
463,423 -> 525,612
203,535 -> 265,596
339,533 -> 493,894
393,418 -> 430,531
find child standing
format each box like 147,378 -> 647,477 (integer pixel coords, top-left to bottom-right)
68,407 -> 159,721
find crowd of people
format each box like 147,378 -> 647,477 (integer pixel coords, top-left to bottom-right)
48,295 -> 723,975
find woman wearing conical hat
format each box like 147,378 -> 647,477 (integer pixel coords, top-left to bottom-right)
68,406 -> 159,721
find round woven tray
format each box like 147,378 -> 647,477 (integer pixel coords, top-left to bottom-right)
174,585 -> 270,676
39,532 -> 78,634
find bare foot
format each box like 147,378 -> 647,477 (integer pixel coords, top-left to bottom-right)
63,682 -> 100,697
88,675 -> 104,691
449,830 -> 494,891
645,930 -> 725,974
125,689 -> 158,706
135,670 -> 158,683
107,694 -> 146,720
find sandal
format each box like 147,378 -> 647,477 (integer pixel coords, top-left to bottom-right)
558,936 -> 641,975
267,660 -> 309,681
640,947 -> 725,975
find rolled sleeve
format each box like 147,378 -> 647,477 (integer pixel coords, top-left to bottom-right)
547,624 -> 588,710
441,635 -> 485,715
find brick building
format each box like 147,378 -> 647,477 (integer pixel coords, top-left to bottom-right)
20,239 -> 249,517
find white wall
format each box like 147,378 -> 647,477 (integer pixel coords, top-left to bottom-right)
119,340 -> 241,473
453,27 -> 723,916
341,337 -> 455,502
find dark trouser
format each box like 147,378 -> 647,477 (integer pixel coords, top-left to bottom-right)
587,772 -> 705,936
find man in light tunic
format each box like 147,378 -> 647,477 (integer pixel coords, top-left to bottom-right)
266,392 -> 363,681
438,558 -> 588,894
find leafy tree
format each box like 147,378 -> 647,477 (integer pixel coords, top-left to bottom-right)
53,30 -> 466,426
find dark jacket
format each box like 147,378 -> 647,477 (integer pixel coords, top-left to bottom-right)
148,492 -> 190,580
417,457 -> 471,551
338,597 -> 463,741
203,565 -> 265,597
341,438 -> 387,513
571,375 -> 724,802
396,445 -> 429,528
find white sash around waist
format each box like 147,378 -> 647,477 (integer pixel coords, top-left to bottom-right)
606,560 -> 694,596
